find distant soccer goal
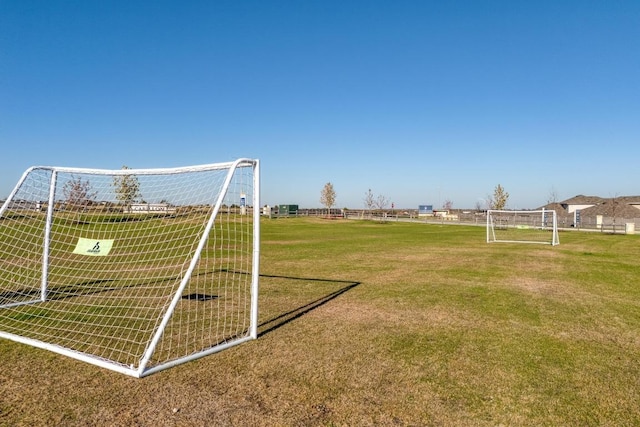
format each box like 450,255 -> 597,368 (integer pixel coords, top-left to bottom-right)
0,159 -> 260,377
487,209 -> 559,246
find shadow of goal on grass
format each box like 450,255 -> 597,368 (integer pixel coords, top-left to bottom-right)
257,273 -> 360,337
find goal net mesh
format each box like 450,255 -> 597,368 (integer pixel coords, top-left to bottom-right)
487,209 -> 559,246
0,159 -> 259,376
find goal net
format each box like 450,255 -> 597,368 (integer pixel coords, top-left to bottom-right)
0,159 -> 260,377
487,209 -> 559,246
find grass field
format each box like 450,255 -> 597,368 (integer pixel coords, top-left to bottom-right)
1,216 -> 640,426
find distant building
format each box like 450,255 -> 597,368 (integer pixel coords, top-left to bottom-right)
124,203 -> 176,214
541,195 -> 640,228
277,204 -> 299,216
418,205 -> 433,217
1,199 -> 40,211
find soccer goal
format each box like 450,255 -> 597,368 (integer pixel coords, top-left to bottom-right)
0,159 -> 260,377
487,209 -> 559,246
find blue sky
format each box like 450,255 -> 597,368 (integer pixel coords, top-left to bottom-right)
1,1 -> 638,209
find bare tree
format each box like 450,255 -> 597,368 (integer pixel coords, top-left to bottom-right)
610,193 -> 620,226
374,194 -> 389,211
374,194 -> 389,222
485,194 -> 495,210
320,182 -> 336,216
364,189 -> 375,217
112,166 -> 141,208
442,199 -> 453,211
492,184 -> 509,210
547,186 -> 559,205
63,176 -> 97,210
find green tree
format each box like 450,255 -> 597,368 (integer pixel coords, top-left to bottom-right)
492,184 -> 509,210
112,166 -> 141,207
320,182 -> 336,216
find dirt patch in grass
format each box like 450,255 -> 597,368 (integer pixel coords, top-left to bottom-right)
508,275 -> 572,298
318,299 -> 482,332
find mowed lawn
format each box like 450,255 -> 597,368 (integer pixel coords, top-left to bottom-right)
2,216 -> 640,426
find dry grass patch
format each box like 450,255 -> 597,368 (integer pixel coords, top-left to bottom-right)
319,299 -> 484,332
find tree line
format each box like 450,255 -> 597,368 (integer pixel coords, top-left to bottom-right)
61,166 -> 142,209
320,182 -> 510,213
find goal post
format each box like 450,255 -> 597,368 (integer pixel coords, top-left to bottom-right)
0,158 -> 260,377
487,209 -> 559,246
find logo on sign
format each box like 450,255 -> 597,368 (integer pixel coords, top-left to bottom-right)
73,238 -> 114,256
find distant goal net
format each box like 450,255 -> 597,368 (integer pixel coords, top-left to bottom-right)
487,209 -> 559,246
0,159 -> 260,377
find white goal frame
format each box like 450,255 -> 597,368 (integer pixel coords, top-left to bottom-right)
0,158 -> 260,377
487,209 -> 559,246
